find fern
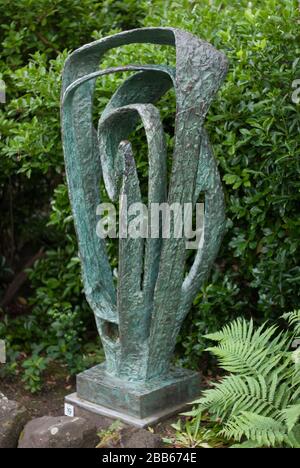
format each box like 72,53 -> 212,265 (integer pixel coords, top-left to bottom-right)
292,366 -> 300,402
281,404 -> 300,433
195,314 -> 300,448
282,310 -> 300,338
205,320 -> 290,377
223,412 -> 286,447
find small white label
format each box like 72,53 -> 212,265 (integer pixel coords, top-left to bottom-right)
64,403 -> 74,418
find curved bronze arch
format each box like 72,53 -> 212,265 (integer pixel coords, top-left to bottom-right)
61,28 -> 228,382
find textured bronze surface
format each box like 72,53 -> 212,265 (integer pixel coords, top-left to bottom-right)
77,364 -> 200,419
61,28 -> 228,399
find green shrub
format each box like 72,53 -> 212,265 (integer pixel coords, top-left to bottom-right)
1,0 -> 300,382
139,0 -> 300,359
21,355 -> 49,393
0,0 -> 143,390
0,0 -> 144,258
192,312 -> 300,447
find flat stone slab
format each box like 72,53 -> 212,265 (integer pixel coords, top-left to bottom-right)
65,392 -> 196,428
76,363 -> 200,421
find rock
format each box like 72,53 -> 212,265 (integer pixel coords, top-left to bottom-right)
120,427 -> 162,449
18,416 -> 98,448
71,405 -> 115,432
0,393 -> 29,448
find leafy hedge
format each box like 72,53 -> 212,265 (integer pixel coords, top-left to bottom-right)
0,0 -> 144,388
140,0 -> 300,366
0,0 -> 299,385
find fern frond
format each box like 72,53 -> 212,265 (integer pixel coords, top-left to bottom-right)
221,412 -> 286,447
281,404 -> 300,432
291,366 -> 300,402
273,381 -> 292,410
231,440 -> 262,448
282,310 -> 300,338
205,319 -> 254,343
197,375 -> 284,420
284,425 -> 300,448
196,317 -> 300,448
205,318 -> 290,377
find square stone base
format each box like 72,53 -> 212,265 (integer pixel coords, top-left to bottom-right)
67,363 -> 200,427
65,392 -> 195,428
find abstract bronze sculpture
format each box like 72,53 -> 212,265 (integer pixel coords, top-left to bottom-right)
62,28 -> 228,425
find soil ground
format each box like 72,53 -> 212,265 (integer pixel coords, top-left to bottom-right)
0,363 -> 222,447
0,363 -> 75,419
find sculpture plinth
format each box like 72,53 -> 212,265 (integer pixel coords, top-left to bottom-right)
61,28 -> 228,425
65,364 -> 199,427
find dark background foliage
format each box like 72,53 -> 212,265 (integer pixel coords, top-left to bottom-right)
0,0 -> 299,390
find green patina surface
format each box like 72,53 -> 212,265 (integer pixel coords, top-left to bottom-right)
77,364 -> 200,419
61,28 -> 228,391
